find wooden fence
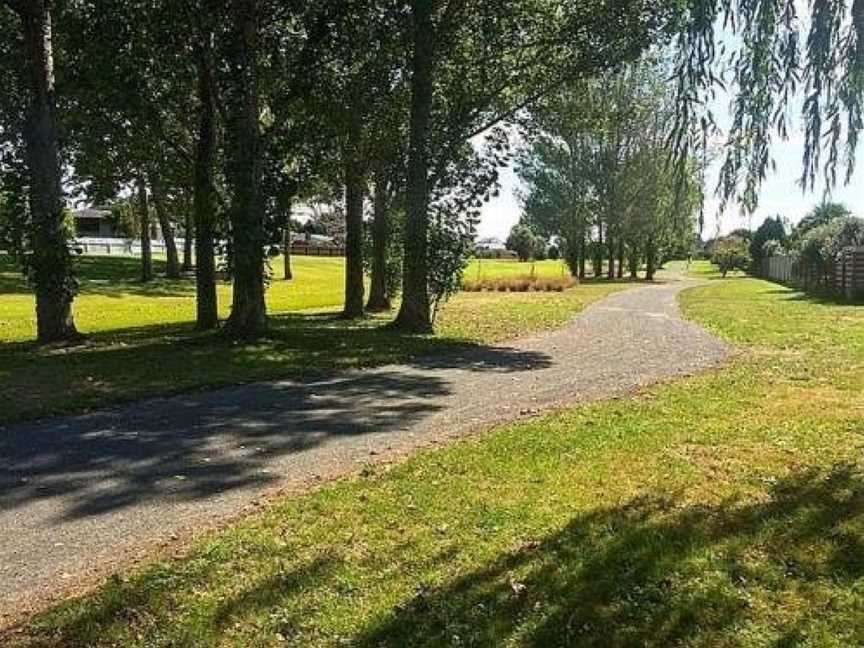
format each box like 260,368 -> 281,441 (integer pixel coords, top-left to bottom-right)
761,247 -> 864,299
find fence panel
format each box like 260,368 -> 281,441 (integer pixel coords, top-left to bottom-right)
291,245 -> 345,257
762,248 -> 864,300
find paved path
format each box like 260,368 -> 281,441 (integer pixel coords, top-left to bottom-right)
0,278 -> 727,625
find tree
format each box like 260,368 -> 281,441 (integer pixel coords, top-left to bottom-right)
674,1 -> 864,215
393,0 -> 684,331
366,165 -> 404,311
533,234 -> 548,261
519,58 -> 700,282
137,177 -> 153,282
190,4 -> 219,329
392,0 -> 434,332
793,202 -> 852,243
749,216 -> 786,273
61,0 -> 196,284
711,236 -> 750,277
2,0 -> 78,342
506,223 -> 537,262
800,215 -> 864,282
221,0 -> 267,338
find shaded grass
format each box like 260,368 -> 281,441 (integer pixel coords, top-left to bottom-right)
0,254 -> 624,423
16,272 -> 864,646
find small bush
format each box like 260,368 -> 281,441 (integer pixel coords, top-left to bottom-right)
462,275 -> 577,292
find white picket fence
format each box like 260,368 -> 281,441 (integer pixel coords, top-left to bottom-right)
75,237 -> 186,256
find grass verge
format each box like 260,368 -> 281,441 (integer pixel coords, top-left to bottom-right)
17,272 -> 864,646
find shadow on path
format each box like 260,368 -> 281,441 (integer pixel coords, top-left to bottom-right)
0,345 -> 551,521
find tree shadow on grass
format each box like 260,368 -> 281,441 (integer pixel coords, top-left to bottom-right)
355,464 -> 864,647
26,464 -> 864,646
0,312 -> 552,520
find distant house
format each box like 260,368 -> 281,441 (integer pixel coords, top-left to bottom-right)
290,232 -> 337,247
475,237 -> 518,259
73,208 -> 118,238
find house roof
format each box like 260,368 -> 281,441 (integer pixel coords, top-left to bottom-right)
74,208 -> 111,220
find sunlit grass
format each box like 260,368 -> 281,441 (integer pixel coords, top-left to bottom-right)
18,269 -> 864,646
464,258 -> 570,282
0,254 -> 347,342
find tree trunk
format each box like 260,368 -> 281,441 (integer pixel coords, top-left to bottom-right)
367,172 -> 391,311
19,2 -> 78,343
628,244 -> 639,278
578,235 -> 586,279
607,233 -> 615,279
150,177 -> 181,279
617,239 -> 624,279
138,176 -> 153,282
592,221 -> 603,277
223,0 -> 267,338
645,238 -> 657,281
282,225 -> 292,280
392,0 -> 434,333
342,122 -> 365,318
192,27 -> 218,329
182,205 -> 193,272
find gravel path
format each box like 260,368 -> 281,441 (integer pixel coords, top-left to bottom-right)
0,277 -> 727,626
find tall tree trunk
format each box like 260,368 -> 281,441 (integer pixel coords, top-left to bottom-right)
342,121 -> 365,318
606,233 -> 615,279
282,224 -> 292,280
18,2 -> 78,343
367,172 -> 391,311
628,243 -> 639,278
593,223 -> 603,277
192,28 -> 218,329
393,0 -> 434,332
182,204 -> 193,272
150,177 -> 181,279
617,239 -> 624,279
223,0 -> 266,338
645,238 -> 657,281
578,233 -> 586,279
138,176 -> 153,282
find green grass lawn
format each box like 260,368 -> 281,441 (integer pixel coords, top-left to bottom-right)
465,258 -> 569,281
0,254 -> 347,342
0,254 -> 624,423
17,272 -> 864,646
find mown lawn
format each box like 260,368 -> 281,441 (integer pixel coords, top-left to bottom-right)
16,273 -> 864,646
0,254 -> 346,342
0,254 -> 624,423
465,258 -> 569,281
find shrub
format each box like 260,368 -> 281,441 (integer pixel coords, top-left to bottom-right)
711,236 -> 750,277
750,216 -> 786,270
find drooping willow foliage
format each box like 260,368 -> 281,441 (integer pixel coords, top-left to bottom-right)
674,0 -> 864,212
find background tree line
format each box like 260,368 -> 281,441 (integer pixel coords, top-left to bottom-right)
515,59 -> 702,281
